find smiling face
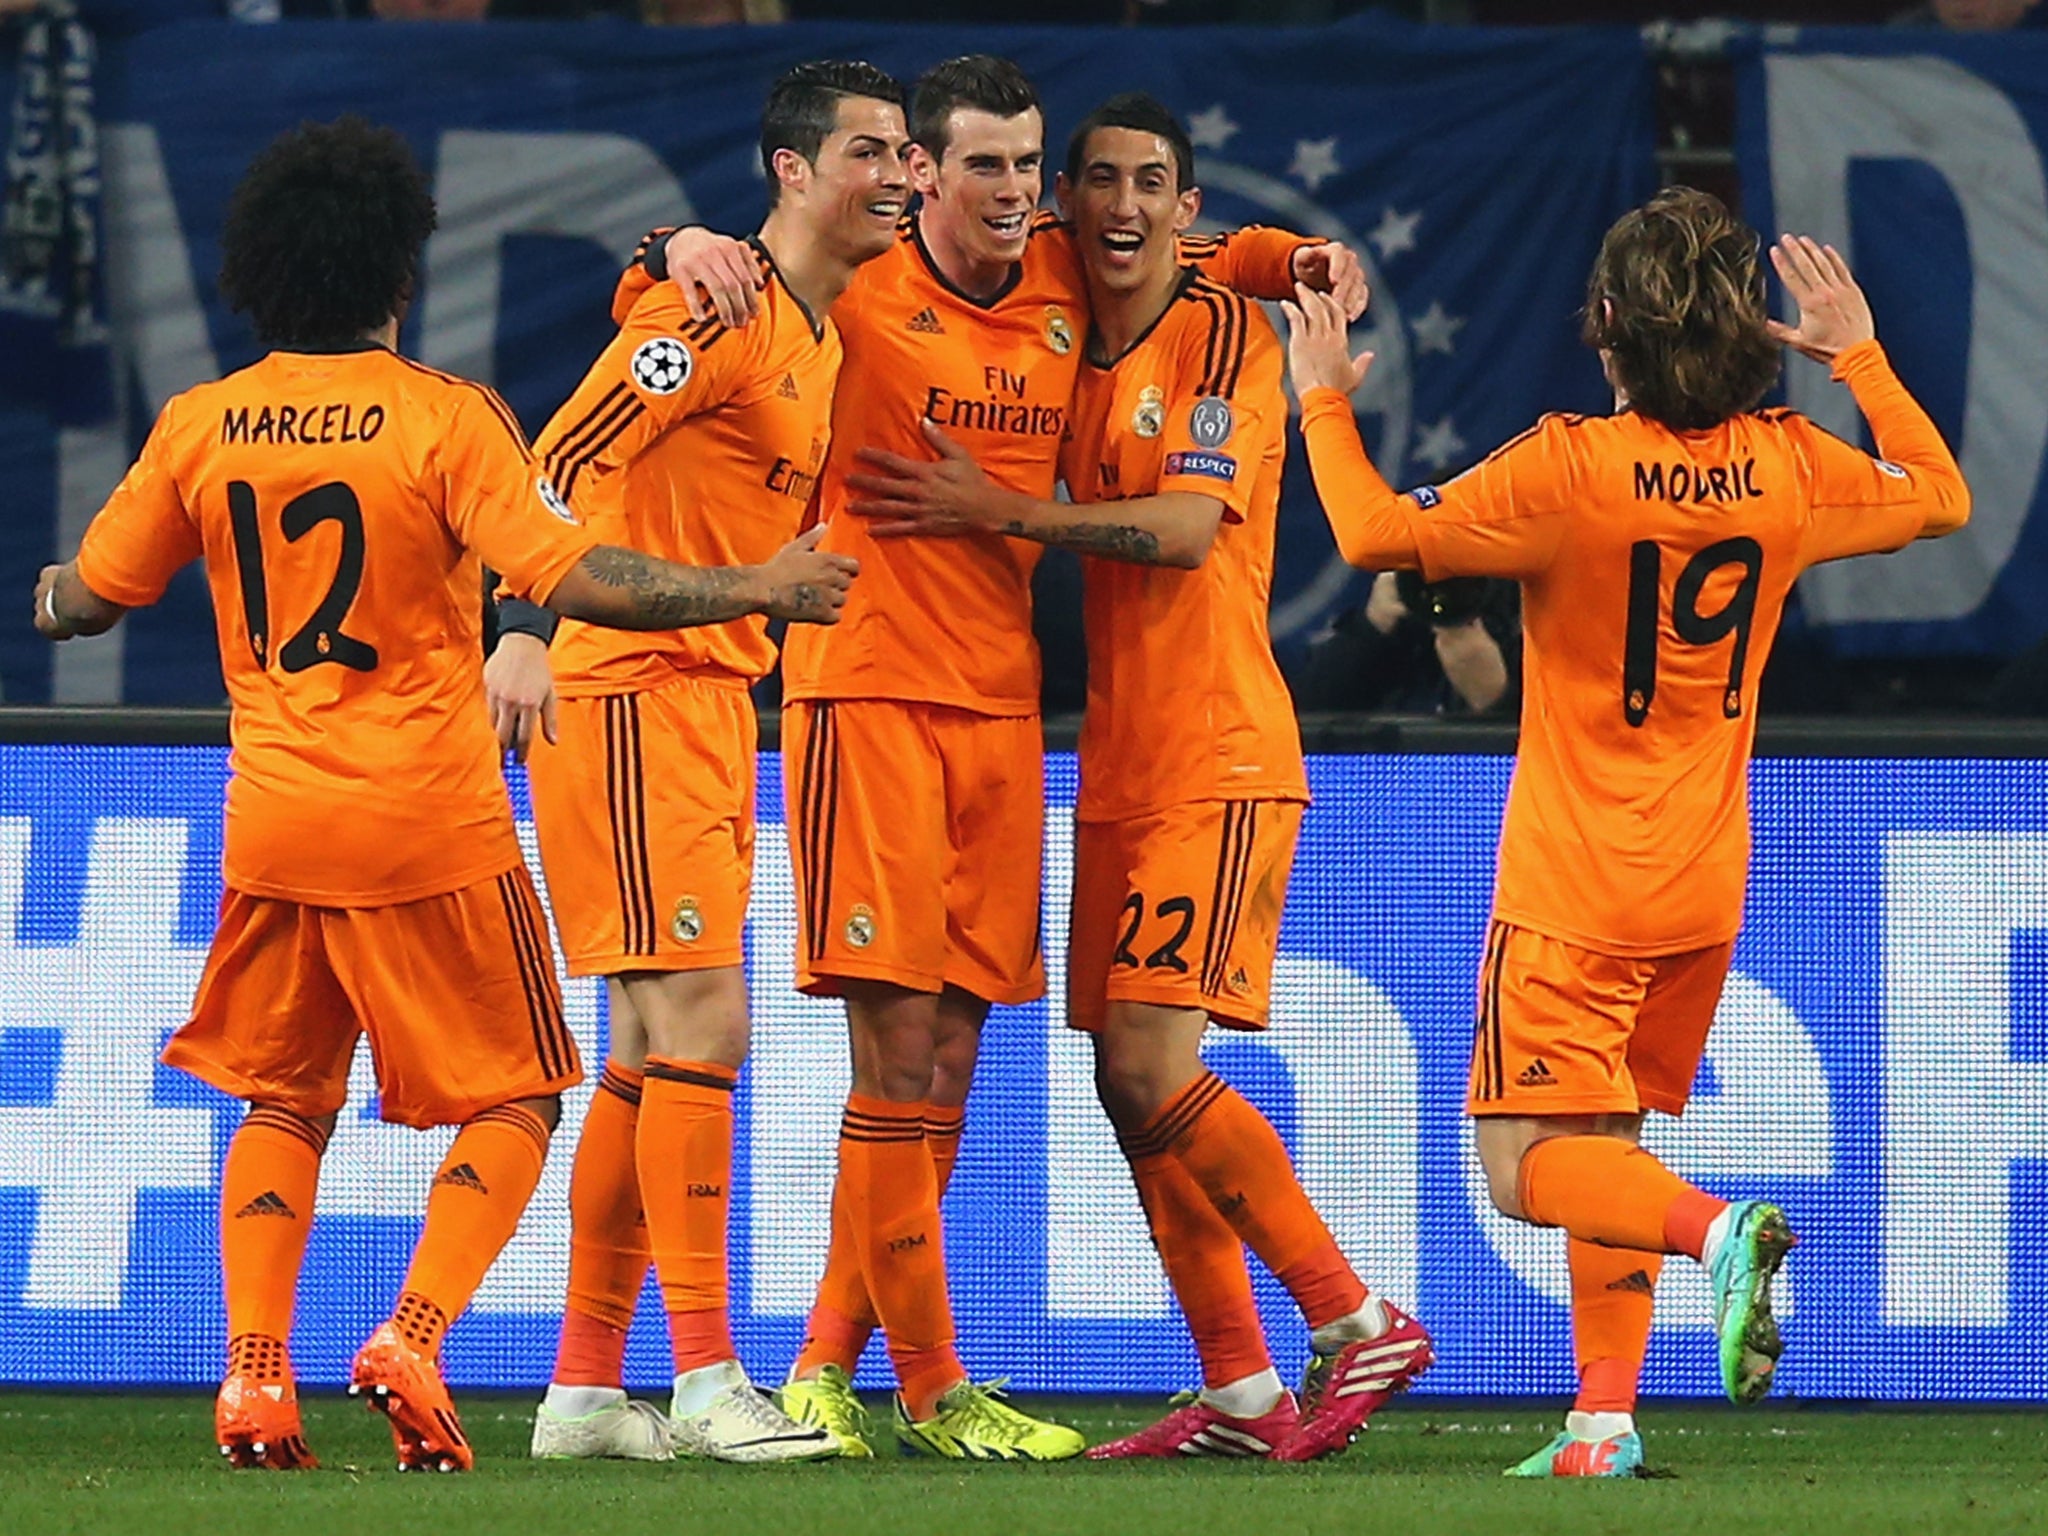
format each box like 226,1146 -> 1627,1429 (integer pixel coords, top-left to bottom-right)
1059,125 -> 1199,298
914,106 -> 1044,271
777,94 -> 911,264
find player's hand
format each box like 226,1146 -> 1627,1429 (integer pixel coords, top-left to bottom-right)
1766,234 -> 1874,365
759,523 -> 859,625
1283,282 -> 1374,397
484,632 -> 558,763
1292,241 -> 1368,322
664,227 -> 764,329
33,564 -> 75,641
845,420 -> 999,537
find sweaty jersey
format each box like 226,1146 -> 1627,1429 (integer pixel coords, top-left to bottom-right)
75,345 -> 597,906
540,240 -> 839,696
617,215 -> 1311,716
1066,271 -> 1308,822
1298,338 -> 1969,954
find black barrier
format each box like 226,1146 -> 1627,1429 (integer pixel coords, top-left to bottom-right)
2,706 -> 2045,759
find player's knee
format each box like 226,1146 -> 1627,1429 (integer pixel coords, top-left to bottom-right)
624,967 -> 750,1068
1091,1042 -> 1174,1130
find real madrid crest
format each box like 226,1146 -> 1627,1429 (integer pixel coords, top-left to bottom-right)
845,903 -> 877,950
670,896 -> 704,944
1133,384 -> 1165,439
1045,307 -> 1074,356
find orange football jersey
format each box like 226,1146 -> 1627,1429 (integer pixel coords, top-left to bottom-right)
75,346 -> 597,906
1064,272 -> 1307,821
539,241 -> 839,695
1298,339 -> 1969,953
741,213 -> 1310,715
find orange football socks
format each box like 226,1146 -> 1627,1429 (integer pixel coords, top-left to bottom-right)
639,1058 -> 738,1374
395,1100 -> 553,1356
1517,1135 -> 1726,1259
553,1062 -> 650,1388
1120,1131 -> 1272,1389
794,1103 -> 966,1381
840,1094 -> 961,1420
1150,1071 -> 1368,1329
1570,1240 -> 1662,1415
220,1105 -> 329,1373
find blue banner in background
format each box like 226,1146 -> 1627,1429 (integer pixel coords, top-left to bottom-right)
3,745 -> 2046,1399
0,14 -> 1655,704
1736,27 -> 2048,660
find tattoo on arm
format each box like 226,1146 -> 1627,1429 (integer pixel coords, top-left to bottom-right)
1004,519 -> 1163,565
578,546 -> 755,628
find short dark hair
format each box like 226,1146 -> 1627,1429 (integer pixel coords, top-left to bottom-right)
218,117 -> 436,351
1582,187 -> 1781,433
760,60 -> 905,202
1065,92 -> 1195,194
909,55 -> 1040,160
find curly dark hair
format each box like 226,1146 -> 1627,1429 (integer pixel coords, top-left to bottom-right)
218,117 -> 437,350
1582,187 -> 1781,433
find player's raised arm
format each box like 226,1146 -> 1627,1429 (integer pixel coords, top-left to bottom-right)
1766,234 -> 1971,562
847,418 -> 1223,568
1183,226 -> 1367,318
1285,284 -> 1425,569
1288,284 -> 1568,579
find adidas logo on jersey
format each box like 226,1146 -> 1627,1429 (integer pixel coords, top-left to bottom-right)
1516,1058 -> 1558,1088
233,1190 -> 295,1220
1606,1269 -> 1656,1295
434,1162 -> 489,1193
905,306 -> 946,335
778,373 -> 800,400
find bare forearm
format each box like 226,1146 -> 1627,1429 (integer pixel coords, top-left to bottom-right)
1834,340 -> 1971,538
1299,388 -> 1426,569
547,546 -> 768,631
997,491 -> 1217,569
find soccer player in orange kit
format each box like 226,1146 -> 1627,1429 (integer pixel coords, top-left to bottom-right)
847,91 -> 1435,1465
563,55 -> 1367,1459
32,117 -> 855,1475
488,61 -> 914,1465
1284,188 -> 1969,1476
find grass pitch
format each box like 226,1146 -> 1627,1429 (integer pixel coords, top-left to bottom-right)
1,1393 -> 2043,1536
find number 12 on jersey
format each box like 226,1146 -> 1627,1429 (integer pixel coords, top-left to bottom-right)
227,480 -> 379,675
1621,536 -> 1763,727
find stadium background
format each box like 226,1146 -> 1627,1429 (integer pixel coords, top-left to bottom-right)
3,12 -> 2048,1400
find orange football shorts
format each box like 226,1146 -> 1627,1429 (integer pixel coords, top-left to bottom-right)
163,864 -> 580,1129
783,699 -> 1044,1006
1068,799 -> 1302,1033
1466,920 -> 1735,1118
527,672 -> 756,976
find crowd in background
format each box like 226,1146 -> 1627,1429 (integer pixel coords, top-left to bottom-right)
0,0 -> 2041,36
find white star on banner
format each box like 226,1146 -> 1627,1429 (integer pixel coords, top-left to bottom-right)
1289,137 -> 1341,192
1412,416 -> 1468,473
1188,104 -> 1240,151
1410,300 -> 1465,356
1369,206 -> 1422,260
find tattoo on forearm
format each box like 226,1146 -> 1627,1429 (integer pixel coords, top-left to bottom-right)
1005,519 -> 1163,565
580,547 -> 752,627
